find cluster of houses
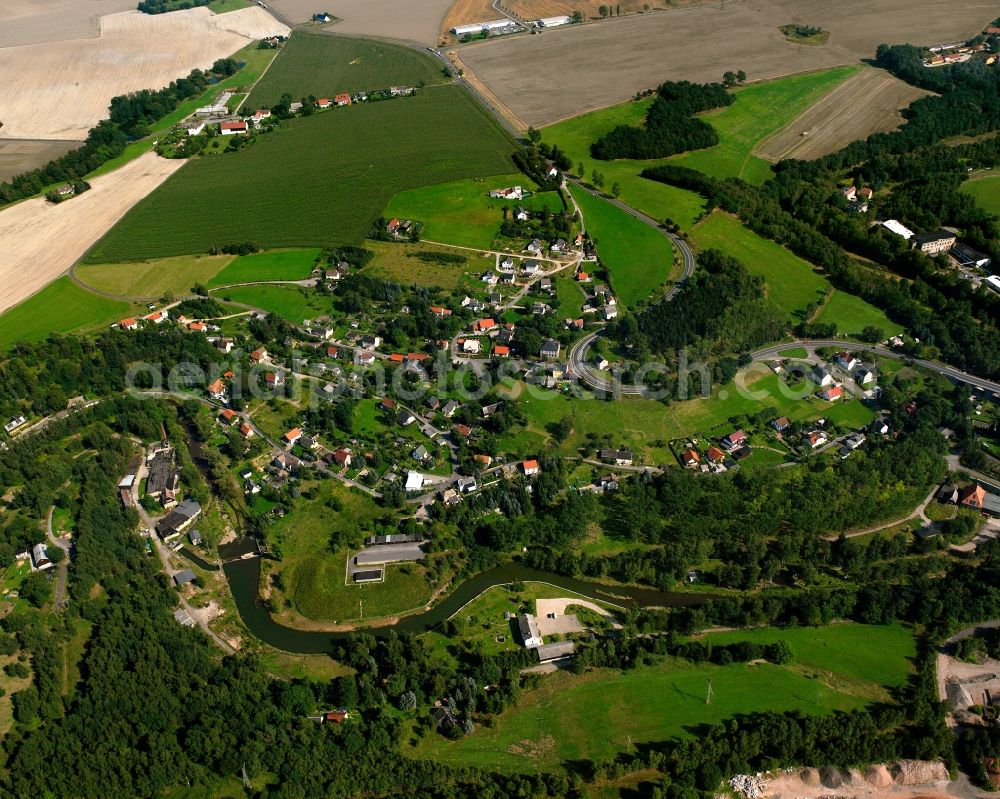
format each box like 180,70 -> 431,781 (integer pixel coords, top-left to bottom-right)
938,482 -> 1000,517
385,217 -> 417,239
881,219 -> 992,272
921,39 -> 990,67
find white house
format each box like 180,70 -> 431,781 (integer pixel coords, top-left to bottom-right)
834,352 -> 859,371
4,416 -> 27,434
405,471 -> 425,491
31,543 -> 53,572
462,339 -> 481,354
518,614 -> 543,648
812,366 -> 834,387
186,121 -> 205,136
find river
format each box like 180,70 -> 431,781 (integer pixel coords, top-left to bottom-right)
220,538 -> 706,654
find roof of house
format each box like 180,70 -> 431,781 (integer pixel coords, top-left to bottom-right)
682,448 -> 700,463
523,459 -> 539,471
173,568 -> 197,586
284,427 -> 302,442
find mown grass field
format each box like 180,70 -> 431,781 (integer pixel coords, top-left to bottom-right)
245,32 -> 446,109
217,284 -> 335,323
86,86 -> 515,262
692,211 -> 828,318
75,254 -> 233,298
268,481 -> 437,622
667,66 -> 860,183
411,622 -> 914,773
569,185 -> 676,307
0,277 -> 130,350
383,174 -> 563,250
961,172 -> 1000,218
363,241 -> 477,289
207,248 -> 321,287
813,289 -> 902,338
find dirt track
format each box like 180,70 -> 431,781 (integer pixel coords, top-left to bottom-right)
756,68 -> 933,162
0,7 -> 288,141
461,0 -> 996,128
0,152 -> 184,315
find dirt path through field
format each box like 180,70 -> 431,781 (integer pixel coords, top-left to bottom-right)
0,152 -> 185,315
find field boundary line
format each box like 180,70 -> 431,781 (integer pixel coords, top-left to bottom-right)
235,44 -> 283,114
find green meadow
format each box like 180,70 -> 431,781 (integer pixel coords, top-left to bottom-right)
207,248 -> 321,287
569,185 -> 677,307
219,284 -> 335,323
813,289 -> 902,338
87,86 -> 515,262
961,172 -> 1000,218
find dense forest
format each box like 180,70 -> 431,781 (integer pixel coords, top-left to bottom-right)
0,58 -> 238,208
591,81 -> 733,160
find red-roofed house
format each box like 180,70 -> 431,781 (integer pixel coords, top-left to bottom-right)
326,346 -> 339,359
473,318 -> 497,333
188,322 -> 207,333
144,310 -> 168,324
250,348 -> 268,364
386,218 -> 400,233
819,386 -> 844,401
335,93 -> 351,107
219,408 -> 238,425
264,372 -> 284,387
390,353 -> 405,363
706,446 -> 725,463
474,453 -> 493,468
407,353 -> 430,364
240,423 -> 254,439
324,709 -> 349,723
430,306 -> 452,317
284,428 -> 302,446
207,379 -> 226,400
454,424 -> 472,438
576,271 -> 591,282
220,120 -> 248,135
722,430 -> 746,450
333,449 -> 352,468
492,345 -> 510,357
681,448 -> 700,468
380,397 -> 396,411
960,484 -> 986,509
522,459 -> 540,476
315,98 -> 332,109
120,318 -> 138,330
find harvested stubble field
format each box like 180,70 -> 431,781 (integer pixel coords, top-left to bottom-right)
86,86 -> 515,262
0,7 -> 288,141
267,0 -> 454,44
245,32 -> 446,109
0,139 -> 81,182
757,67 -> 934,162
0,151 -> 185,315
0,0 -> 134,48
460,0 -> 995,128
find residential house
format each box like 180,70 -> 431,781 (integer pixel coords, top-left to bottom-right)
186,121 -> 205,136
250,348 -> 268,364
599,449 -> 633,466
803,430 -> 828,448
442,400 -> 459,418
207,379 -> 227,401
360,335 -> 381,349
492,345 -> 510,358
264,372 -> 284,388
518,614 -> 542,648
473,318 -> 497,333
853,365 -> 876,384
499,255 -> 516,270
532,302 -> 550,316
522,260 -> 542,275
462,338 -> 481,354
440,488 -> 460,506
397,410 -> 416,426
173,568 -> 197,586
430,306 -> 452,317
156,499 -> 202,540
119,317 -> 138,330
315,98 -> 332,108
870,419 -> 890,436
239,423 -> 254,439
405,471 -> 424,491
355,351 -> 376,366
31,543 -> 53,572
425,397 -> 441,412
220,120 -> 248,135
566,318 -> 585,331
284,428 -> 302,446
251,109 -> 271,127
219,408 -> 238,425
813,366 -> 834,387
335,92 -> 351,106
144,310 -> 168,324
474,453 -> 493,468
216,338 -> 234,354
412,445 -> 431,462
488,292 -> 503,307
550,238 -> 568,253
522,459 -> 540,476
819,386 -> 844,401
481,271 -> 499,285
681,448 -> 700,468
454,424 -> 472,438
594,355 -> 609,370
957,484 -> 1000,516
540,339 -> 561,360
706,446 -> 726,464
834,352 -> 859,371
488,186 -> 523,200
937,484 -> 959,504
380,397 -> 396,412
576,271 -> 591,282
539,277 -> 553,293
512,206 -> 529,221
188,321 -> 207,333
457,475 -> 478,493
188,529 -> 203,546
602,305 -> 618,321
722,430 -> 746,450
526,239 -> 544,254
482,402 -> 501,418
272,452 -> 294,472
771,416 -> 790,432
332,449 -> 352,468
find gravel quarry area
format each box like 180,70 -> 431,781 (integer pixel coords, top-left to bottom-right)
730,762 -> 958,799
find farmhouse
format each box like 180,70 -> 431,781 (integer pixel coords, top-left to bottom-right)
186,121 -> 205,136
335,93 -> 351,107
488,185 -> 523,200
913,229 -> 957,255
536,640 -> 575,662
599,449 -> 633,466
220,121 -> 248,136
517,614 -> 542,648
959,484 -> 1000,516
31,543 -> 53,572
252,109 -> 271,127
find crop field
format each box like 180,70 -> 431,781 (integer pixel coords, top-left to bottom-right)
411,621 -> 914,773
569,185 -> 677,307
0,0 -> 134,49
217,284 -> 335,323
667,66 -> 859,183
461,0 -> 994,129
383,174 -> 562,250
0,138 -> 80,182
267,0 -> 453,44
363,241 -> 478,290
757,68 -> 933,162
86,87 -> 515,262
691,211 -> 828,319
0,277 -> 130,351
75,254 -> 232,298
812,289 -> 902,338
544,103 -> 706,230
245,32 -> 447,109
0,7 -> 287,141
207,248 -> 321,287
962,172 -> 1000,218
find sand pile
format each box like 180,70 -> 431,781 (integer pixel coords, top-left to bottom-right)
800,768 -> 820,786
819,766 -> 844,789
890,761 -> 949,785
865,764 -> 893,786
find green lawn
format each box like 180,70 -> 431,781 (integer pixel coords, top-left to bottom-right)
245,32 -> 447,109
667,66 -> 860,183
569,185 -> 676,307
813,289 -> 902,338
208,0 -> 247,11
86,86 -> 515,261
218,284 -> 334,323
74,254 -> 233,298
267,481 -> 438,622
692,211 -> 828,318
383,174 -> 562,249
0,278 -> 131,351
207,248 -> 321,287
411,622 -> 913,773
961,172 -> 1000,218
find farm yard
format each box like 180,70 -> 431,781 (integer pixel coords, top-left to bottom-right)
0,6 -> 288,141
85,86 -> 516,262
666,66 -> 860,183
410,622 -> 915,773
459,0 -> 993,129
383,174 -> 563,250
569,185 -> 677,307
691,211 -> 828,319
0,277 -> 130,351
0,151 -> 185,315
245,32 -> 447,109
267,0 -> 454,44
756,68 -> 934,162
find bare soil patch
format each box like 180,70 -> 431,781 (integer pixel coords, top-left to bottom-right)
0,152 -> 184,315
0,139 -> 82,182
0,7 -> 288,141
756,67 -> 933,162
0,0 -> 135,48
461,0 -> 995,128
269,0 -> 453,44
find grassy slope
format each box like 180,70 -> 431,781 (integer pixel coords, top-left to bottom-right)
0,278 -> 131,350
218,284 -> 335,323
363,241 -> 475,290
569,185 -> 676,307
245,32 -> 446,108
961,172 -> 1000,218
86,87 -> 515,262
411,622 -> 914,773
542,67 -> 858,229
75,254 -> 233,298
813,289 -> 902,338
383,174 -> 562,250
207,248 -> 321,286
692,211 -> 828,319
667,66 -> 861,183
